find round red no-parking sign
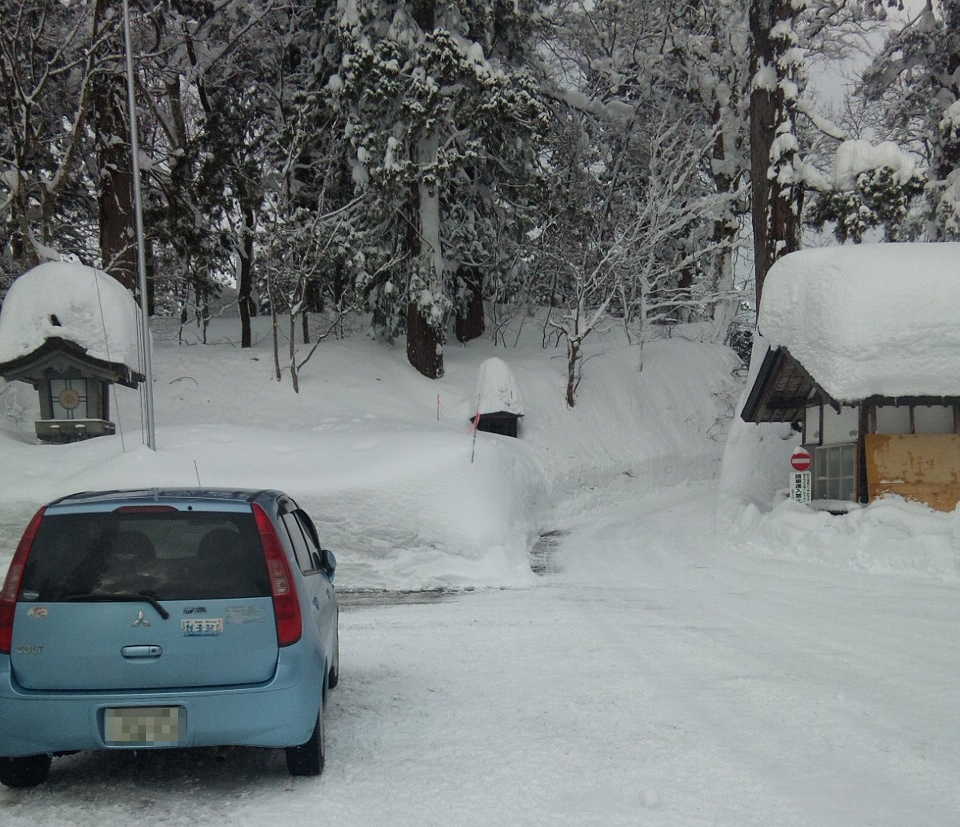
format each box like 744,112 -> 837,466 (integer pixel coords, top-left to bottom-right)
790,447 -> 812,472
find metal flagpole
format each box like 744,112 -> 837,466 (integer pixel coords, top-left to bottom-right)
122,0 -> 156,450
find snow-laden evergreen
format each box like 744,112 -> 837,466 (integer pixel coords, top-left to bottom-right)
860,0 -> 960,240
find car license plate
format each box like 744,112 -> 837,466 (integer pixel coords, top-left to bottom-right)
104,706 -> 184,746
181,617 -> 224,636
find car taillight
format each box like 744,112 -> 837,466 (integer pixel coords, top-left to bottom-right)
0,506 -> 46,654
252,503 -> 302,647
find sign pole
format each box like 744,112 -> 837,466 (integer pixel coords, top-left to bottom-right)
123,0 -> 156,450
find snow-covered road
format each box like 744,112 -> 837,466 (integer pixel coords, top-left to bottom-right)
3,479 -> 958,826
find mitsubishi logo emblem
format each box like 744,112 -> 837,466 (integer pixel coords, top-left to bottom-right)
131,609 -> 151,628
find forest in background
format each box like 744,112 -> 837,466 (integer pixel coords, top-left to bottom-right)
1,0 -> 958,404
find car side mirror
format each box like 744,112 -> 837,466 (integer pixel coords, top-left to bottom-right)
321,548 -> 336,581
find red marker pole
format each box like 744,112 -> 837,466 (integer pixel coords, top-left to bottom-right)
470,410 -> 480,463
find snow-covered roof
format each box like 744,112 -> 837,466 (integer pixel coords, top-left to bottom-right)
474,357 -> 524,415
0,262 -> 142,372
759,243 -> 960,401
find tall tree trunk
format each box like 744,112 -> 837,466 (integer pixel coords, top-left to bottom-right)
749,0 -> 802,310
289,312 -> 300,393
407,132 -> 445,378
406,302 -> 443,378
95,64 -> 135,290
146,238 -> 156,316
707,70 -> 741,343
455,268 -> 484,342
239,198 -> 255,347
566,338 -> 580,408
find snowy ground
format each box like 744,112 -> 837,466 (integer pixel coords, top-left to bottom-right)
1,308 -> 958,824
3,476 -> 958,826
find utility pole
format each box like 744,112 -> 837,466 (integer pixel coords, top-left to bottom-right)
123,0 -> 156,450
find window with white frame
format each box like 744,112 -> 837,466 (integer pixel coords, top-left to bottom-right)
812,442 -> 856,501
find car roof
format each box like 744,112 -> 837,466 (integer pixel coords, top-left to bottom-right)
49,488 -> 283,508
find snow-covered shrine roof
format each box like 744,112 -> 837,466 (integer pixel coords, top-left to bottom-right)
758,243 -> 960,402
0,261 -> 143,373
475,357 -> 524,416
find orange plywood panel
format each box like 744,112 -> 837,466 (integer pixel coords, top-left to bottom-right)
865,433 -> 960,512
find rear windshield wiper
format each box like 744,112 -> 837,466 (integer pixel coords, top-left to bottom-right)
60,591 -> 170,620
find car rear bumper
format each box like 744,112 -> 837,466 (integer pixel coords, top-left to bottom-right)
0,642 -> 323,757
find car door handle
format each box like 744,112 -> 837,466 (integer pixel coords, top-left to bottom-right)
312,595 -> 321,610
121,645 -> 162,659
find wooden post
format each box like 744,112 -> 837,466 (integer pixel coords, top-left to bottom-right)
857,402 -> 870,504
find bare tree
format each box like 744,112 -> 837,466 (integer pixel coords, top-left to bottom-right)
0,1 -> 118,272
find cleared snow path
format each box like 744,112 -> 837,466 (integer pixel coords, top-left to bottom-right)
3,478 -> 959,826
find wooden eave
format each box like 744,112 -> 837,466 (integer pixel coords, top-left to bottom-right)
741,346 -> 836,423
0,336 -> 144,389
860,394 -> 960,408
742,348 -> 960,424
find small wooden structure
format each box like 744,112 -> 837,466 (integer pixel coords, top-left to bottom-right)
742,243 -> 960,511
471,357 -> 524,438
0,336 -> 143,442
475,410 -> 522,438
742,346 -> 960,508
0,261 -> 144,444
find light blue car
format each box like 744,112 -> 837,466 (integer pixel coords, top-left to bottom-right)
0,488 -> 339,787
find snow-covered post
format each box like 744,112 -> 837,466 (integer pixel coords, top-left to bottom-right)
472,357 -> 524,443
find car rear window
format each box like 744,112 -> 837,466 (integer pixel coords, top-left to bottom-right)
21,510 -> 270,601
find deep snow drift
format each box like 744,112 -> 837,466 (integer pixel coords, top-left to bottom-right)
2,297 -> 959,827
0,309 -> 740,589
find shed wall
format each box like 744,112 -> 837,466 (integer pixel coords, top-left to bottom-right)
865,433 -> 960,512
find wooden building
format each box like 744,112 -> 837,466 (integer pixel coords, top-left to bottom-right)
0,262 -> 144,443
741,243 -> 960,512
742,347 -> 960,509
0,336 -> 143,442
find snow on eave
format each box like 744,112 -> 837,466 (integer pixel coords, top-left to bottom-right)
0,262 -> 143,374
758,243 -> 960,401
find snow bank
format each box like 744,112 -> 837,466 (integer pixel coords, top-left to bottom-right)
759,243 -> 960,401
731,495 -> 960,582
0,310 -> 739,589
718,334 -> 795,520
0,262 -> 142,371
0,422 -> 548,591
